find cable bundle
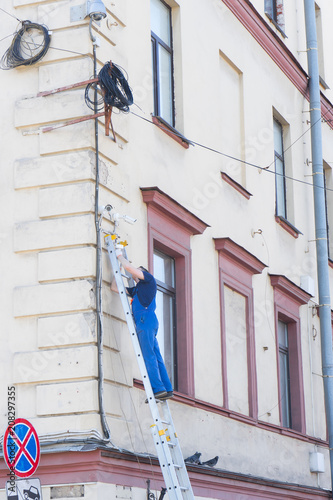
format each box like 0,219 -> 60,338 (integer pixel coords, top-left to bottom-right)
0,20 -> 51,70
85,61 -> 133,112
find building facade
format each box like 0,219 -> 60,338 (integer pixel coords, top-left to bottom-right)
1,0 -> 333,498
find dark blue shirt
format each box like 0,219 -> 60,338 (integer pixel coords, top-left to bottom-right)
127,271 -> 157,308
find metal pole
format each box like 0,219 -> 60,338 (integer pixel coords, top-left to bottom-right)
90,18 -> 110,440
303,0 -> 333,494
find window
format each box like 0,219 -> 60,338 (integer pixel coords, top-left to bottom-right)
270,275 -> 311,433
273,118 -> 286,219
315,3 -> 325,83
151,0 -> 174,126
215,238 -> 266,418
141,187 -> 208,395
278,320 -> 291,428
265,0 -> 285,33
154,250 -> 177,387
324,162 -> 333,260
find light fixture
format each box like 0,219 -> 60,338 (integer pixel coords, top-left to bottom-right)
86,0 -> 107,21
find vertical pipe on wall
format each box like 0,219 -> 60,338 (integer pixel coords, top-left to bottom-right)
90,18 -> 110,441
303,0 -> 333,494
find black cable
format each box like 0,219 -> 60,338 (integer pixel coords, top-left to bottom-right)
85,81 -> 104,111
85,61 -> 133,112
99,62 -> 133,111
130,110 -> 333,193
0,21 -> 51,70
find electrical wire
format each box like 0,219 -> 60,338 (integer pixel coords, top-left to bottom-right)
0,6 -> 21,22
99,62 -> 133,111
49,46 -> 87,57
130,110 -> 333,194
0,32 -> 17,44
0,20 -> 51,70
85,61 -> 133,112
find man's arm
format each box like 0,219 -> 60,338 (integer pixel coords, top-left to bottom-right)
110,252 -> 144,293
117,254 -> 144,281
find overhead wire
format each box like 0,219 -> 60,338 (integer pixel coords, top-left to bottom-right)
49,46 -> 88,57
0,6 -> 21,22
130,110 -> 333,194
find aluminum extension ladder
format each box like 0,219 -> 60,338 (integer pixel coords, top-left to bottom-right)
104,234 -> 195,500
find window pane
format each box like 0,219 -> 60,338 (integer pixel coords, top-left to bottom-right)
156,289 -> 176,386
158,45 -> 173,124
273,119 -> 283,155
150,0 -> 171,46
278,320 -> 288,348
275,156 -> 286,217
278,320 -> 291,428
279,350 -> 291,427
154,251 -> 175,287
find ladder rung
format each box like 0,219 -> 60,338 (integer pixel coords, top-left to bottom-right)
173,464 -> 182,469
161,419 -> 170,425
180,487 -> 189,491
167,441 -> 176,447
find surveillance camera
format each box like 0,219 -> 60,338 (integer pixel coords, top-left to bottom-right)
111,213 -> 137,225
86,0 -> 107,21
122,215 -> 137,225
99,204 -> 113,214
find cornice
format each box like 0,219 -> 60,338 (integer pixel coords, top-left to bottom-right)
141,186 -> 209,235
214,237 -> 267,275
270,274 -> 312,305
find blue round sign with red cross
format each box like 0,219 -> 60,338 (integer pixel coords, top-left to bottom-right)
3,418 -> 40,478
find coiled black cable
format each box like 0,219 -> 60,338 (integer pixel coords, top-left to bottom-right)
85,61 -> 133,112
0,21 -> 51,70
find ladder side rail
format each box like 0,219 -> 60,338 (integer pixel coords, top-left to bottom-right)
161,403 -> 195,499
150,425 -> 187,500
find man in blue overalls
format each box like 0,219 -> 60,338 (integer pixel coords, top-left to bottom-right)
111,251 -> 173,401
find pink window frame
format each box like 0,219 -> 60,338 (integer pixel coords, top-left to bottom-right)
270,275 -> 311,433
214,238 -> 266,418
141,187 -> 208,396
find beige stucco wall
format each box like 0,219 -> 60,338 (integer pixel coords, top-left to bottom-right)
1,0 -> 333,495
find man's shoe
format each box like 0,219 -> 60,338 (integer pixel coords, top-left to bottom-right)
145,390 -> 167,404
158,391 -> 173,400
154,391 -> 168,399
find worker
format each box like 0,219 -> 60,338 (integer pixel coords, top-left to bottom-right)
111,250 -> 173,401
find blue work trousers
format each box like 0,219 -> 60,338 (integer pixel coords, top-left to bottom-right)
136,320 -> 173,394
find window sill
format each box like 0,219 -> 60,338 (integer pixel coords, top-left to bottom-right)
329,258 -> 333,270
265,13 -> 287,38
152,115 -> 192,149
133,379 -> 327,446
275,215 -> 302,238
320,76 -> 330,91
221,172 -> 252,199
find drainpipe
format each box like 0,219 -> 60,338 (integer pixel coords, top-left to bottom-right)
89,18 -> 111,441
303,0 -> 333,494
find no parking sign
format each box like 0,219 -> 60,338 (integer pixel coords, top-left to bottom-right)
3,418 -> 40,478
